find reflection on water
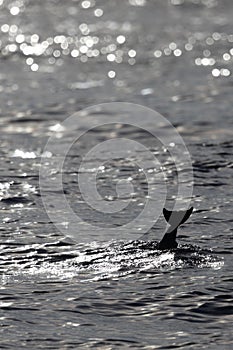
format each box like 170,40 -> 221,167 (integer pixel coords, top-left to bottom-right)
0,0 -> 232,79
0,0 -> 233,349
1,239 -> 224,284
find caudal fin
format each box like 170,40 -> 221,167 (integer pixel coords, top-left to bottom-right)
163,207 -> 193,229
158,207 -> 193,250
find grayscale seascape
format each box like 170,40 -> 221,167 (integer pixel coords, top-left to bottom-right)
0,0 -> 232,349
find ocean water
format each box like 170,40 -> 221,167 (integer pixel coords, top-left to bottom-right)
0,0 -> 233,349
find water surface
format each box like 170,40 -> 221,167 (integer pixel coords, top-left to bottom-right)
0,0 -> 233,349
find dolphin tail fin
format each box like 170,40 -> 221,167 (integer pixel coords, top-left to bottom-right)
158,207 -> 193,250
163,207 -> 193,228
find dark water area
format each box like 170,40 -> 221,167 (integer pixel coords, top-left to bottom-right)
0,0 -> 233,349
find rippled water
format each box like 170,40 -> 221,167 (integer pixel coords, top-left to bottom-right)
0,0 -> 233,349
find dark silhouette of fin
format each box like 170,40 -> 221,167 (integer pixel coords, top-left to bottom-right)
163,207 -> 193,228
158,207 -> 193,250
